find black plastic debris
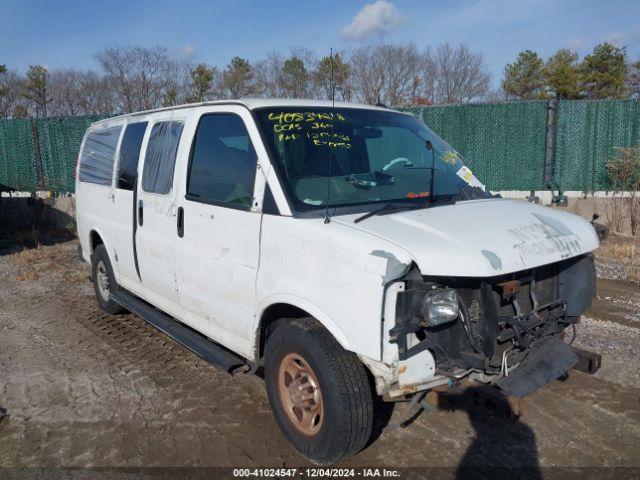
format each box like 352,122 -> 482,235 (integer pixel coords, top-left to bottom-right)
496,336 -> 578,398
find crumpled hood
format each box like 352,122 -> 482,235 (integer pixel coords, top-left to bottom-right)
333,199 -> 599,277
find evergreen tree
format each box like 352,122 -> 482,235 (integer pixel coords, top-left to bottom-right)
544,49 -> 582,99
222,57 -> 255,98
581,42 -> 627,99
188,63 -> 215,102
314,53 -> 350,101
279,56 -> 309,98
23,65 -> 50,117
501,50 -> 546,100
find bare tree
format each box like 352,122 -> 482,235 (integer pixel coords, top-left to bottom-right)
49,69 -> 84,116
0,67 -> 26,118
433,43 -> 491,104
78,71 -> 117,115
48,69 -> 117,116
95,45 -> 179,113
350,45 -> 387,104
254,51 -> 284,98
626,59 -> 640,99
6,41 -> 498,119
290,47 -> 319,98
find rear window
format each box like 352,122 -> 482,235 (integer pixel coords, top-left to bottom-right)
141,121 -> 184,194
117,122 -> 148,191
79,126 -> 122,185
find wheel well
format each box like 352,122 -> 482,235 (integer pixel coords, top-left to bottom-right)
256,303 -> 310,359
89,230 -> 103,253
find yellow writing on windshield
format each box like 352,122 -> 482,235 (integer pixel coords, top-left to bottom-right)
268,111 -> 352,149
267,111 -> 346,124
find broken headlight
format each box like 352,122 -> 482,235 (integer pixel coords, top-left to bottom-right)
420,288 -> 459,326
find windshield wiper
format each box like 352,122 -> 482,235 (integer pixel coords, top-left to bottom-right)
354,202 -> 424,223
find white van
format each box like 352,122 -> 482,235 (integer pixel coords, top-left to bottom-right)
76,99 -> 599,464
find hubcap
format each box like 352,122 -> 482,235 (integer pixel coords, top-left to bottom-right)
277,353 -> 323,436
96,260 -> 110,301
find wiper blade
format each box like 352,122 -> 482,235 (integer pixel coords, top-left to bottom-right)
354,202 -> 423,224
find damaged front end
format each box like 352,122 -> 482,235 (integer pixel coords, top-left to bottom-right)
384,253 -> 598,398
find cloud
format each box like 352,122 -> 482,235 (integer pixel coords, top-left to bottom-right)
180,44 -> 197,59
341,0 -> 405,42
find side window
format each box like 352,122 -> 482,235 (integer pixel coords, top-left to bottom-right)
117,122 -> 148,190
78,126 -> 122,185
141,121 -> 184,194
187,114 -> 257,208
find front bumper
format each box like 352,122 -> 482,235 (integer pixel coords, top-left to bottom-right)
378,253 -> 597,398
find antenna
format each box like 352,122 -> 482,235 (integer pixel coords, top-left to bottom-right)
324,47 -> 336,224
427,140 -> 435,205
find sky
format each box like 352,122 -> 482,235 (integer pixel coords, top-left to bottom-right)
1,0 -> 639,87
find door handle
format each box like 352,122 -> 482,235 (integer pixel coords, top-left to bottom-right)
177,206 -> 184,238
138,199 -> 144,226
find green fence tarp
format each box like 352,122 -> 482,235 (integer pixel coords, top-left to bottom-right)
0,118 -> 38,191
554,100 -> 640,192
0,101 -> 639,194
409,101 -> 549,191
36,116 -> 104,193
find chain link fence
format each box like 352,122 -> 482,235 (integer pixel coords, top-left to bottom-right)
0,100 -> 638,194
408,101 -> 549,191
554,100 -> 640,192
412,99 -> 640,192
0,119 -> 38,192
0,116 -> 104,193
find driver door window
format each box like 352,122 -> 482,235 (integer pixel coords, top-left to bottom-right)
187,113 -> 257,209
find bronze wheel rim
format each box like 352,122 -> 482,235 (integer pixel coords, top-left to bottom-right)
277,352 -> 323,436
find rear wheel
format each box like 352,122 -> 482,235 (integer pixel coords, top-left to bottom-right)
264,318 -> 373,464
91,244 -> 124,315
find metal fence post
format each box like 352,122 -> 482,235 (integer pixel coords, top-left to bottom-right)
543,98 -> 557,188
30,119 -> 45,191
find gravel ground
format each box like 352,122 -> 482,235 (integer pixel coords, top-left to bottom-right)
0,240 -> 639,478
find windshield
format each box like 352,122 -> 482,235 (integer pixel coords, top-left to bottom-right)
255,107 -> 488,213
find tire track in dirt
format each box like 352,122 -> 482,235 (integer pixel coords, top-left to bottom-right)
0,241 -> 639,469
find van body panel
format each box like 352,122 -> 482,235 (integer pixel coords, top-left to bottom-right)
76,99 -> 599,401
175,106 -> 266,359
255,214 -> 414,361
332,198 -> 599,278
75,122 -> 124,265
134,112 -> 189,309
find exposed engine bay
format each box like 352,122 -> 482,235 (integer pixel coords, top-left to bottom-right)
389,253 -> 597,397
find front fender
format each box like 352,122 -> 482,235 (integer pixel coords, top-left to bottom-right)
255,294 -> 351,351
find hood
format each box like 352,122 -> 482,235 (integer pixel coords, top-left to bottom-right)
333,199 -> 599,277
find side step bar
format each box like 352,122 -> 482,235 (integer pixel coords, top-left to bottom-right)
110,288 -> 247,374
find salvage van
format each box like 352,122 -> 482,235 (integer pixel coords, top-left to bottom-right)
76,99 -> 599,464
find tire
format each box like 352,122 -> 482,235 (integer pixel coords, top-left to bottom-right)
264,318 -> 373,464
91,244 -> 125,315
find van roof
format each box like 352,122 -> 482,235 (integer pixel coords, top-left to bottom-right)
91,98 -> 411,125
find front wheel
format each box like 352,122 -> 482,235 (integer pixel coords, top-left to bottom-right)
264,318 -> 373,464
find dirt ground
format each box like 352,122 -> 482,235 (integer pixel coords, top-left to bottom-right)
0,238 -> 639,477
